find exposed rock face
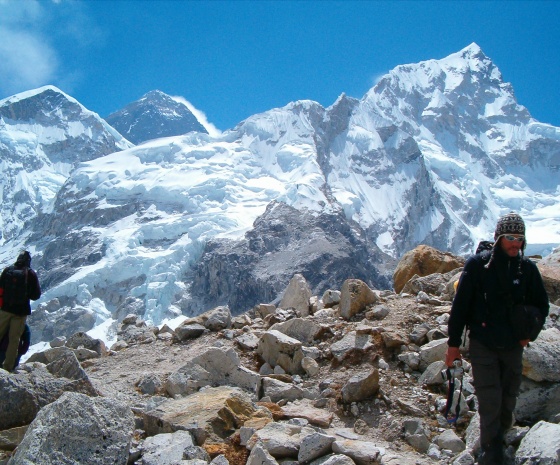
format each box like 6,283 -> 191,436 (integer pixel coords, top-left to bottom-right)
189,202 -> 393,315
105,90 -> 208,144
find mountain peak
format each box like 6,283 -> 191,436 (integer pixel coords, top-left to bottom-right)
105,90 -> 208,144
460,42 -> 485,59
0,85 -> 79,111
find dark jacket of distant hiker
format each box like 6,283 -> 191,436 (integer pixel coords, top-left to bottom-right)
0,252 -> 41,316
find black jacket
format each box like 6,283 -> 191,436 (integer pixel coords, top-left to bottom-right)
448,246 -> 549,350
0,265 -> 41,316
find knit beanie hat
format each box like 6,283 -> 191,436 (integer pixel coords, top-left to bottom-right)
494,212 -> 525,240
485,212 -> 526,270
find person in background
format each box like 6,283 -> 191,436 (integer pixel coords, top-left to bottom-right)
0,324 -> 31,369
445,212 -> 549,465
0,251 -> 41,372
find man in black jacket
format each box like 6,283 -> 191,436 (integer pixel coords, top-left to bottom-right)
0,251 -> 41,372
446,212 -> 549,465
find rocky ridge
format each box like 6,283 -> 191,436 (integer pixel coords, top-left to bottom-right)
1,245 -> 559,465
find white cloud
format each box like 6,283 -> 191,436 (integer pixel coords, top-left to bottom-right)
0,0 -> 58,97
171,95 -> 223,137
0,27 -> 58,96
0,0 -> 99,99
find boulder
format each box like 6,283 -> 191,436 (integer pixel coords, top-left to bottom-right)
190,346 -> 261,393
515,420 -> 560,465
341,369 -> 380,403
393,245 -> 464,294
330,331 -> 374,362
257,330 -> 305,375
522,328 -> 560,382
270,318 -> 322,344
279,274 -> 312,317
9,392 -> 134,465
331,439 -> 382,465
143,386 -> 257,444
0,366 -> 97,430
339,279 -> 377,320
138,430 -> 196,465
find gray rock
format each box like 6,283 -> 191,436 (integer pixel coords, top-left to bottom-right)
331,439 -> 382,465
175,323 -> 206,341
270,318 -> 322,344
262,377 -> 305,403
516,377 -> 560,424
279,274 -> 312,317
322,290 -> 341,308
0,365 -> 97,430
435,428 -> 465,453
246,421 -> 316,458
341,369 -> 380,403
65,331 -> 107,356
298,432 -> 336,463
418,338 -> 448,371
339,279 -> 377,320
204,305 -> 232,331
246,442 -> 279,465
257,330 -> 305,375
136,373 -> 163,395
309,454 -> 356,465
143,386 -> 257,445
515,420 -> 560,465
8,392 -> 134,465
330,331 -> 373,362
522,328 -> 560,382
191,346 -> 261,393
139,430 -> 195,465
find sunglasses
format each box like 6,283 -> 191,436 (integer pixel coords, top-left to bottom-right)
503,235 -> 524,242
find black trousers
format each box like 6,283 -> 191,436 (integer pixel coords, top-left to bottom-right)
469,338 -> 523,461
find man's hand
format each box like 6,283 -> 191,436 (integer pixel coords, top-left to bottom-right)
520,339 -> 530,347
445,346 -> 462,367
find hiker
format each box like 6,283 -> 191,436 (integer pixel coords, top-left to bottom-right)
0,251 -> 41,372
0,324 -> 31,369
445,212 -> 549,465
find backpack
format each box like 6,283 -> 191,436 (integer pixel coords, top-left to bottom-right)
475,240 -> 494,255
2,266 -> 29,310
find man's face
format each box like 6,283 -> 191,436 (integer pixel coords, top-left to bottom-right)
499,234 -> 525,257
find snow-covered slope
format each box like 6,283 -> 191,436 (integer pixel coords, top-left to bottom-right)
346,43 -> 560,255
1,45 -> 559,347
0,85 -> 132,249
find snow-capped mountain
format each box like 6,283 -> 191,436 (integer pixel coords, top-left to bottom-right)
105,90 -> 208,144
1,44 -> 559,348
0,85 -> 132,249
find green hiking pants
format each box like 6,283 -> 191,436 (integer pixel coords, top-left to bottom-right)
0,310 -> 27,372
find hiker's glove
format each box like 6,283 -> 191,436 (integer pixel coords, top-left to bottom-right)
445,346 -> 462,367
520,339 -> 530,347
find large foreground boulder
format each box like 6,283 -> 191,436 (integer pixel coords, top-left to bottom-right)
9,391 -> 134,465
0,365 -> 97,430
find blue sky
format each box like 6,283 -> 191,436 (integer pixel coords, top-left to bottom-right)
1,0 -> 559,131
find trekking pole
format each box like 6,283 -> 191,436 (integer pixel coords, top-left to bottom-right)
441,359 -> 464,423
